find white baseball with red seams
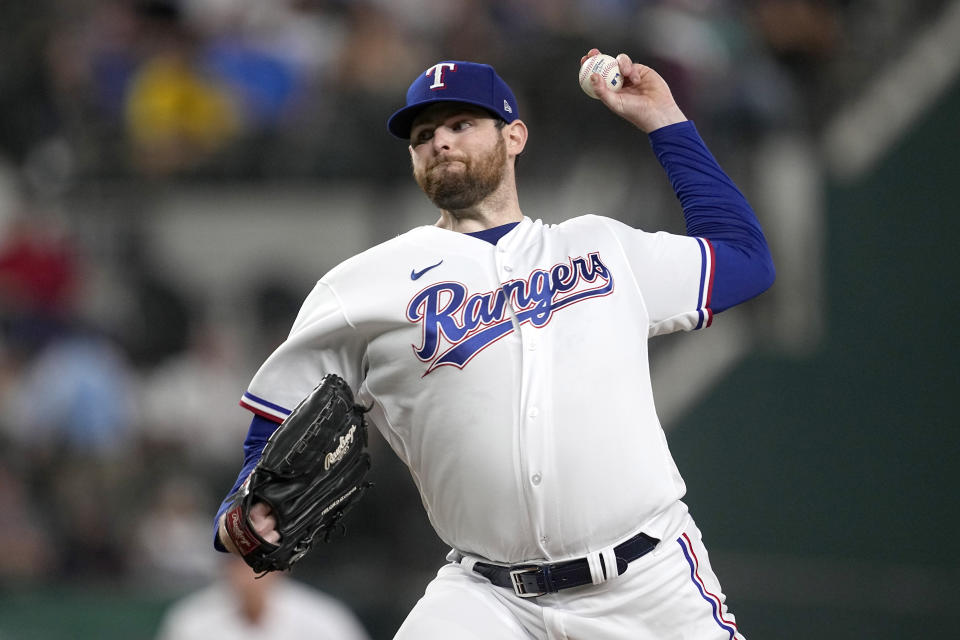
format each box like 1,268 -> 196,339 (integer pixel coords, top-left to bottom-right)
579,53 -> 622,99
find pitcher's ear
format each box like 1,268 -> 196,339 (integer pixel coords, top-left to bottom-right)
505,119 -> 528,156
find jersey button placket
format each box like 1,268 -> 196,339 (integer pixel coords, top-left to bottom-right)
500,231 -> 550,553
526,405 -> 541,488
519,319 -> 550,554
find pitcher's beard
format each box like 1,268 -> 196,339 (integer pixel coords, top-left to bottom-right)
415,136 -> 507,211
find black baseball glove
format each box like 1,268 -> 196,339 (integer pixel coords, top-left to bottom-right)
222,374 -> 371,573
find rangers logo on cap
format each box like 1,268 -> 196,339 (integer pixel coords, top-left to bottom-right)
426,62 -> 457,89
387,61 -> 520,139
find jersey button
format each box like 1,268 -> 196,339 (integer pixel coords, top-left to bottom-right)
527,341 -> 537,351
503,265 -> 513,272
528,407 -> 539,419
531,473 -> 542,485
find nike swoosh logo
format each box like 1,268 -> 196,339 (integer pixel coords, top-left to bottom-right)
411,260 -> 444,281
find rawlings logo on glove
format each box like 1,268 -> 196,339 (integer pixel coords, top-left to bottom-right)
325,426 -> 357,470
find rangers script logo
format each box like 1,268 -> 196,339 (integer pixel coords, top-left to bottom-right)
406,252 -> 614,375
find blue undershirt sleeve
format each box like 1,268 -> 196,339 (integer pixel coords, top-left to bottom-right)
649,121 -> 775,313
212,414 -> 280,551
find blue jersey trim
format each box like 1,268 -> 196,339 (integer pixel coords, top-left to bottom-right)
242,391 -> 291,415
467,221 -> 520,245
696,239 -> 708,318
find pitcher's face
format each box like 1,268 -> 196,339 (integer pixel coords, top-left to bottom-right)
410,105 -> 508,211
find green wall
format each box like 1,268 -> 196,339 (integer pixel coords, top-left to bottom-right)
670,77 -> 960,638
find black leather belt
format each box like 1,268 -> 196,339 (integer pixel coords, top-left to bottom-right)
471,531 -> 659,597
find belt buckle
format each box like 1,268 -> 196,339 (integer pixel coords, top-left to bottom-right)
509,567 -> 547,598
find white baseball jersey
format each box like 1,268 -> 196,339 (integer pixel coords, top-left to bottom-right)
240,214 -> 714,565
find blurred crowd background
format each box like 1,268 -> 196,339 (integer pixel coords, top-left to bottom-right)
0,1 -> 957,639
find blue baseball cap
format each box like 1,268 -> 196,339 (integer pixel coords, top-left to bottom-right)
387,61 -> 519,139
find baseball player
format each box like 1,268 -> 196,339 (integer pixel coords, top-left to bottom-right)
215,49 -> 774,639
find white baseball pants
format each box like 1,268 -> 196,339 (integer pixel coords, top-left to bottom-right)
394,514 -> 744,640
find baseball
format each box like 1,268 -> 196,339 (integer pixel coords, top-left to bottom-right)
579,53 -> 622,99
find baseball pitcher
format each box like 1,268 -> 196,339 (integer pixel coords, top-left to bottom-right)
215,49 -> 775,639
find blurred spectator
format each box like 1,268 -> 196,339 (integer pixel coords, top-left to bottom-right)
123,2 -> 242,177
137,321 -> 248,466
198,39 -> 297,131
45,0 -> 141,125
155,554 -> 372,640
124,52 -> 241,175
184,0 -> 343,129
5,325 -> 136,457
182,0 -> 347,82
132,474 -> 221,590
0,211 -> 76,310
0,208 -> 79,357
